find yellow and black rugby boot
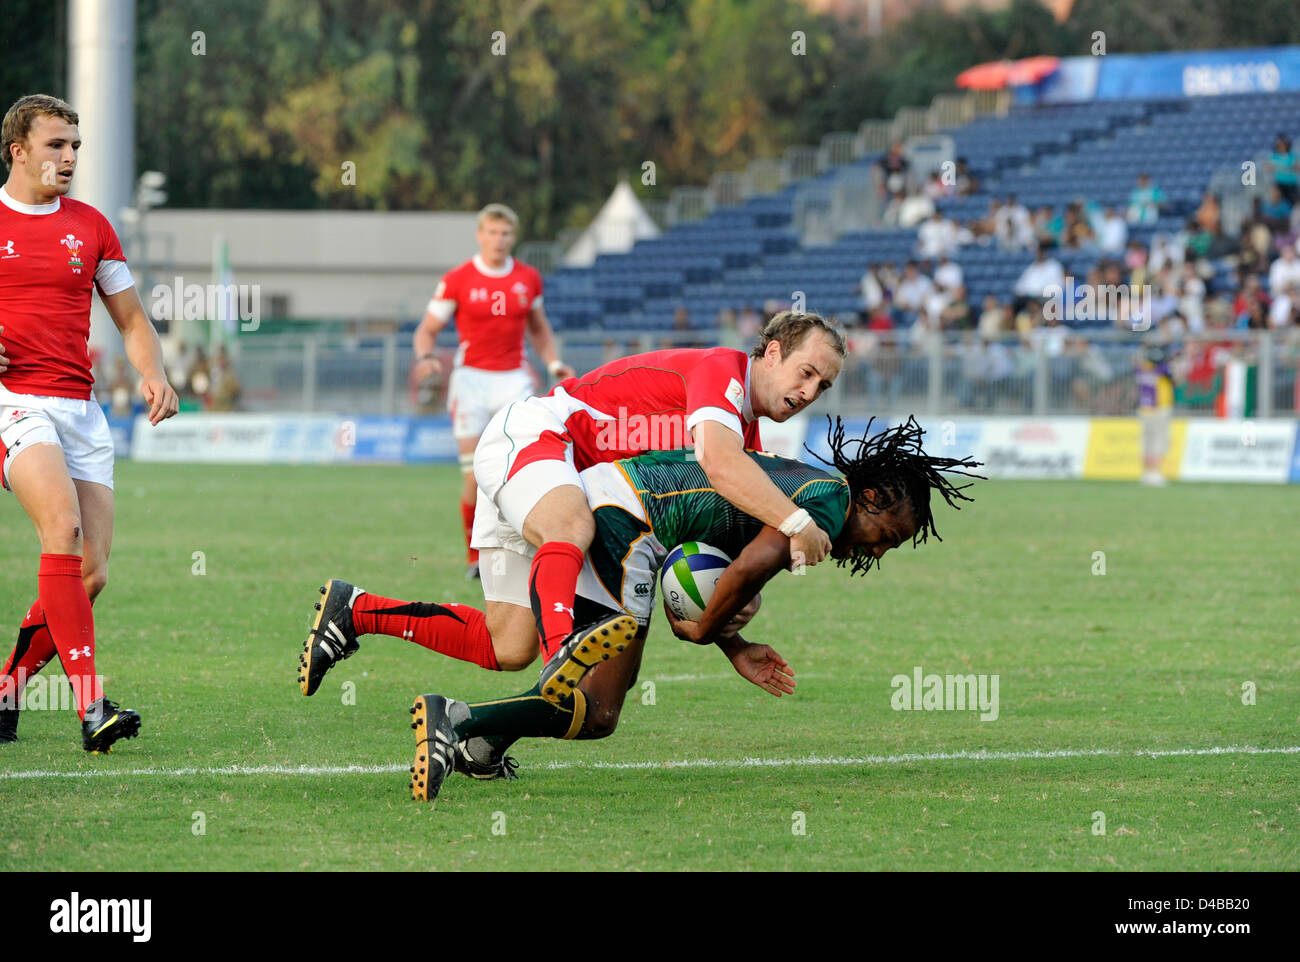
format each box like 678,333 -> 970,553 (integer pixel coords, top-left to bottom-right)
409,693 -> 459,802
538,613 -> 637,706
81,697 -> 141,753
300,579 -> 364,696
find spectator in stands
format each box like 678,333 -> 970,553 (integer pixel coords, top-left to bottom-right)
995,195 -> 1033,251
922,170 -> 952,202
1098,206 -> 1128,255
979,197 -> 1002,241
1149,265 -> 1181,329
977,294 -> 1005,338
1061,202 -> 1096,251
880,141 -> 909,197
933,253 -> 963,294
1238,217 -> 1274,275
105,356 -> 135,418
938,285 -> 972,331
1126,173 -> 1166,226
876,261 -> 901,296
1015,245 -> 1066,301
1260,186 -> 1293,233
1124,239 -> 1150,289
1031,206 -> 1057,249
1269,282 -> 1297,328
1267,133 -> 1298,205
1148,232 -> 1183,274
860,263 -> 885,314
185,346 -> 211,402
897,190 -> 936,229
881,189 -> 906,227
894,260 -> 934,314
953,157 -> 979,196
917,212 -> 957,260
1196,191 -> 1221,235
737,305 -> 761,340
1268,242 -> 1300,296
208,346 -> 242,411
1179,261 -> 1207,332
1191,217 -> 1232,259
1233,272 -> 1267,328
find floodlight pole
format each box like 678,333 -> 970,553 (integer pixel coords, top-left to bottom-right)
68,0 -> 136,363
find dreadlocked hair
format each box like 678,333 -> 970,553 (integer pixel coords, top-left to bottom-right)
805,415 -> 986,576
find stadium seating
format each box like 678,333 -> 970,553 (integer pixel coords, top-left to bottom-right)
539,91 -> 1300,332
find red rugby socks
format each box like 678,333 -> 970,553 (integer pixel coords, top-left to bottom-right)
352,594 -> 499,671
38,554 -> 103,719
528,542 -> 584,659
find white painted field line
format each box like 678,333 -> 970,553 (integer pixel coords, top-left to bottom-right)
1,744 -> 1296,781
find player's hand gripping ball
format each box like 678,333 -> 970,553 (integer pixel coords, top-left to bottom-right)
660,542 -> 731,622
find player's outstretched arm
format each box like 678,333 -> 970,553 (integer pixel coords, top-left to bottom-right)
412,309 -> 448,382
666,525 -> 789,645
693,420 -> 832,567
101,287 -> 179,426
526,303 -> 574,380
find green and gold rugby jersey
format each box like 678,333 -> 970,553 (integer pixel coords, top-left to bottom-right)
614,448 -> 851,560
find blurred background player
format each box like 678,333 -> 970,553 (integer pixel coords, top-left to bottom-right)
0,94 -> 179,751
1136,343 -> 1174,486
411,203 -> 574,579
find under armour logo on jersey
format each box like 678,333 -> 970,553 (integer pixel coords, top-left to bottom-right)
0,240 -> 16,257
552,602 -> 574,619
67,645 -> 93,661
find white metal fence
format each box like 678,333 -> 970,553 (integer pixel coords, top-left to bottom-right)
217,326 -> 1297,419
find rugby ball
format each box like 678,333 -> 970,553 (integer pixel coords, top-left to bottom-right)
660,542 -> 731,621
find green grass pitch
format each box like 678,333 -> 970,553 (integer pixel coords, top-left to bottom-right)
1,462 -> 1296,871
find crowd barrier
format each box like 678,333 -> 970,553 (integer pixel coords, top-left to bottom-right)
121,411 -> 1300,483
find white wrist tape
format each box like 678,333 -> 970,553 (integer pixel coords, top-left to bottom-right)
548,360 -> 566,377
779,508 -> 812,537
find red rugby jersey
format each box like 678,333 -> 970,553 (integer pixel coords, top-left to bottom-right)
430,255 -> 542,371
0,190 -> 128,399
553,346 -> 763,469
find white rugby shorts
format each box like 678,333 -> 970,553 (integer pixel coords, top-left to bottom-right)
471,389 -> 596,543
475,459 -> 665,626
447,365 -> 536,441
0,384 -> 115,492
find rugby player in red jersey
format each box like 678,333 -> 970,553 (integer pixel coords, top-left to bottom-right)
299,313 -> 846,704
0,95 -> 179,751
411,204 -> 574,579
